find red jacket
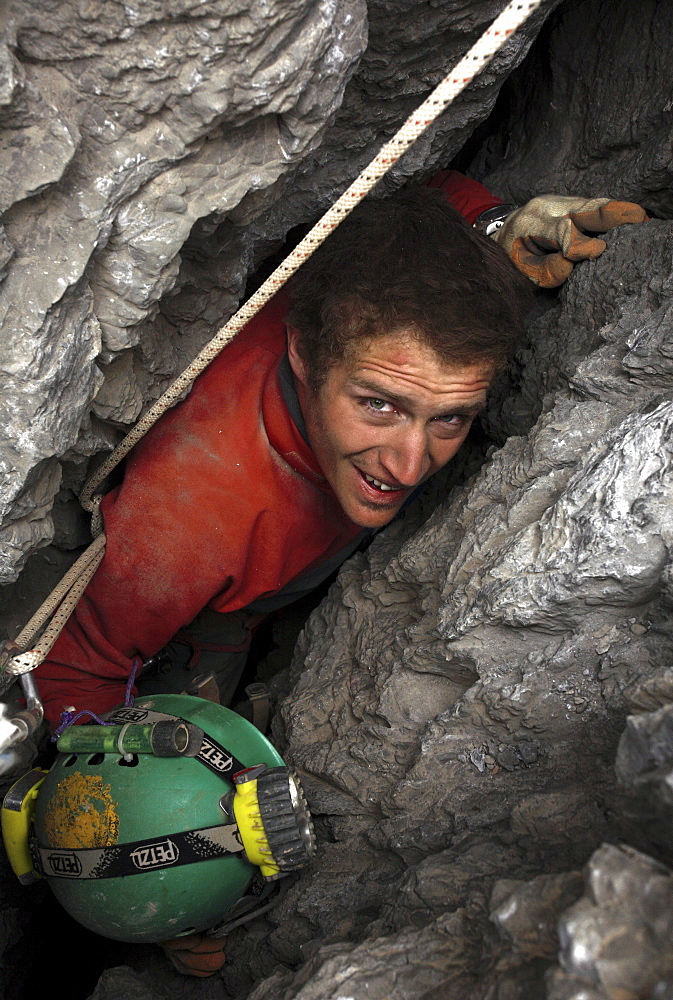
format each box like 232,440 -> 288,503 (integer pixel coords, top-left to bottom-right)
36,172 -> 501,728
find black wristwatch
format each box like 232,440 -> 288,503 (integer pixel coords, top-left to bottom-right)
473,204 -> 517,237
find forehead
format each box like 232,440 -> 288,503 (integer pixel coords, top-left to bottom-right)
339,331 -> 494,397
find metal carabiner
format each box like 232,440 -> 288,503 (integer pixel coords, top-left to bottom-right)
0,641 -> 44,756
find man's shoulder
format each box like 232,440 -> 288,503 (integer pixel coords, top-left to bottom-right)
219,291 -> 290,364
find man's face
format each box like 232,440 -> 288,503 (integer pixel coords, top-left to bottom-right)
287,329 -> 494,528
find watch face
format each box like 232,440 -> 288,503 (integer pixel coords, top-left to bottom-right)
484,217 -> 506,237
473,204 -> 517,236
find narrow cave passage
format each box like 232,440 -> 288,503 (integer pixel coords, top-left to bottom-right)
1,2 -> 673,999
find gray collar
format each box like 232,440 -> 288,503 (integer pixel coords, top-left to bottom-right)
278,352 -> 310,447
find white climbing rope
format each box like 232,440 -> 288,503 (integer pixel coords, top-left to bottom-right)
1,534 -> 106,681
1,0 -> 544,684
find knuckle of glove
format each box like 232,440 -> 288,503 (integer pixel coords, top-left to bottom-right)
571,199 -> 648,231
526,194 -> 610,217
496,204 -> 567,252
500,195 -> 613,243
511,239 -> 573,288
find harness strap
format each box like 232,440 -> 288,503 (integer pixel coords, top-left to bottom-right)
172,630 -> 253,670
31,821 -> 244,880
243,682 -> 271,735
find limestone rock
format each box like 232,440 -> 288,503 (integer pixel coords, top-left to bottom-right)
548,844 -> 673,1000
616,703 -> 673,794
247,910 -> 495,1000
611,673 -> 673,865
471,0 -> 673,217
490,871 -> 584,961
0,0 -> 369,581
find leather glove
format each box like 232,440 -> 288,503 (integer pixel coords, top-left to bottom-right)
493,195 -> 648,288
161,933 -> 226,977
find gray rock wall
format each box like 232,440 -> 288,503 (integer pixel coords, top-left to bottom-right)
0,0 -> 368,585
239,3 -> 673,995
471,0 -> 673,216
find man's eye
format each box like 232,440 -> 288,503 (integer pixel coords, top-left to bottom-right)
435,414 -> 467,426
366,398 -> 390,412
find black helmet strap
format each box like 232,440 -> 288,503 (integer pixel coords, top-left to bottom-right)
32,819 -> 245,881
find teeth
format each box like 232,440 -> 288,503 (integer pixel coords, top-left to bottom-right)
364,473 -> 395,491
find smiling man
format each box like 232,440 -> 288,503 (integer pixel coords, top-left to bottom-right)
33,177 -> 641,975
283,184 -> 529,530
37,184 -> 530,739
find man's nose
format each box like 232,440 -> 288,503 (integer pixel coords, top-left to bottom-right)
380,429 -> 430,487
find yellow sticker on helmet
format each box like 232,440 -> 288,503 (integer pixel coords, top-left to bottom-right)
43,773 -> 119,849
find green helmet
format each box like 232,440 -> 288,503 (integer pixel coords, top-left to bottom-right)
13,694 -> 314,943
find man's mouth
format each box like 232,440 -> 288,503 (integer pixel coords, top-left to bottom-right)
363,472 -> 398,492
356,467 -> 407,499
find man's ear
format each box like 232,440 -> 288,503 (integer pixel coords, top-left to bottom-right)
286,326 -> 310,387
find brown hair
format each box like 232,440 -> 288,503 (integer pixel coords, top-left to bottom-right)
286,186 -> 532,387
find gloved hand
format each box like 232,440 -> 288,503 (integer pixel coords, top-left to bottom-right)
161,933 -> 226,977
493,195 -> 648,288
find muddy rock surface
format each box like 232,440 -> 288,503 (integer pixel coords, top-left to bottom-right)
0,0 -> 368,583
471,0 -> 673,218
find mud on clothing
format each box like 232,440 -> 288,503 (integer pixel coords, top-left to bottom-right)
36,172 -> 501,729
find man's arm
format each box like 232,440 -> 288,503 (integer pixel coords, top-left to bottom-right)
35,298 -> 361,730
35,311 -> 284,730
430,169 -> 648,287
426,169 -> 504,224
36,458 -> 248,730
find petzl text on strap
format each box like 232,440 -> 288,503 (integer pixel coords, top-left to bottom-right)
32,821 -> 244,880
105,706 -> 247,778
